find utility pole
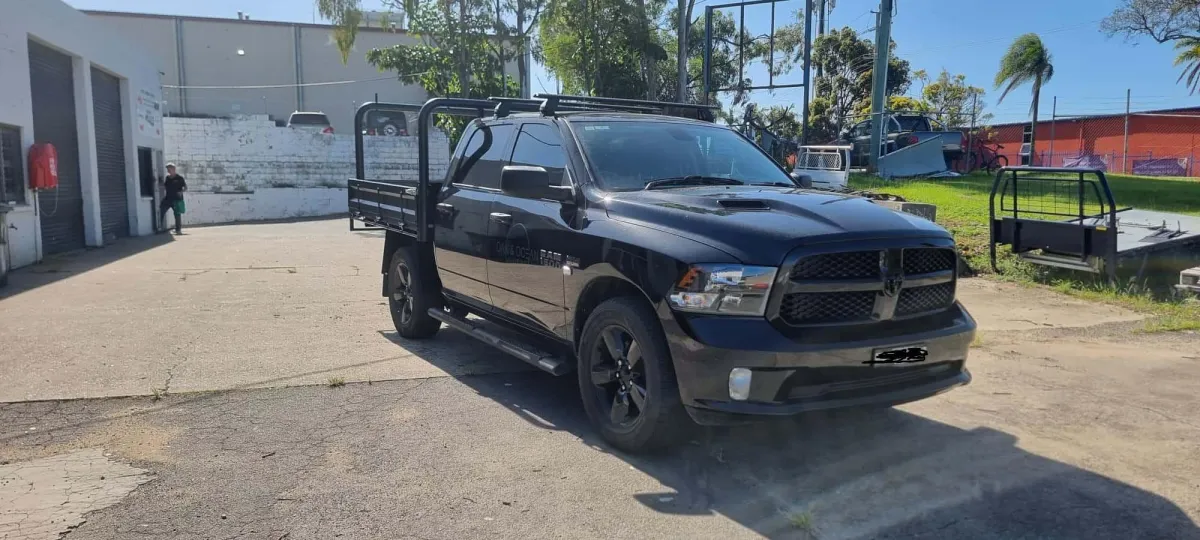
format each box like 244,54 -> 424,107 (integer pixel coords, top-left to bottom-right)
1123,88 -> 1131,173
816,0 -> 826,79
866,0 -> 893,174
678,0 -> 689,102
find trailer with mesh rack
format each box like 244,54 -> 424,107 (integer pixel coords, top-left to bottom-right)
988,166 -> 1200,283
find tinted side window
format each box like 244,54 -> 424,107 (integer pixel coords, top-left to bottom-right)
509,123 -> 567,186
456,123 -> 514,189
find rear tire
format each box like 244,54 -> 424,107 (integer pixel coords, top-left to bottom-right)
388,246 -> 441,339
577,297 -> 689,453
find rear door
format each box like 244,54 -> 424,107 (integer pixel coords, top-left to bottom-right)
486,121 -> 571,336
432,122 -> 515,311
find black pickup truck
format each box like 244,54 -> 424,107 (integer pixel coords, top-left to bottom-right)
349,94 -> 976,452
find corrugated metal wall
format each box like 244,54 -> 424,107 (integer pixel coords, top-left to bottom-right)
28,40 -> 86,254
92,66 -> 130,240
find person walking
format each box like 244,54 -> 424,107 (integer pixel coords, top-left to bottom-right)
159,163 -> 187,234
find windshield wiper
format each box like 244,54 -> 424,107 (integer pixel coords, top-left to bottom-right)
643,176 -> 745,190
748,181 -> 797,187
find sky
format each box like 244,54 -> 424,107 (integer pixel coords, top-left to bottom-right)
67,0 -> 1199,124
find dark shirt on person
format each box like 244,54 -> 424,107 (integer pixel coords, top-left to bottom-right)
164,174 -> 187,201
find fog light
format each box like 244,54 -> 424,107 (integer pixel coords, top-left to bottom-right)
729,368 -> 752,401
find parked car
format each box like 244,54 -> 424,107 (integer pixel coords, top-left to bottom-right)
350,95 -> 976,453
842,114 -> 964,167
362,108 -> 411,136
287,111 -> 334,134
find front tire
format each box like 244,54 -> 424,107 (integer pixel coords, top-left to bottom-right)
388,246 -> 441,339
577,297 -> 689,453
988,155 -> 1009,174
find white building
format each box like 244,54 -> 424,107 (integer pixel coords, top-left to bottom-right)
82,10 -> 529,135
1,0 -> 166,272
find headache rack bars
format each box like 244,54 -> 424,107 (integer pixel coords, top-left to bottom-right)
988,166 -> 1121,282
351,94 -> 717,239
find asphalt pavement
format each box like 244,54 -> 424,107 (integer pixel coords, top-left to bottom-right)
1,218 -> 1198,539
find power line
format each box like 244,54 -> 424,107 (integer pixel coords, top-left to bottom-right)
164,72 -> 430,90
902,19 -> 1103,56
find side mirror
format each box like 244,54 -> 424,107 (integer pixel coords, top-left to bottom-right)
790,171 -> 813,189
500,165 -> 574,202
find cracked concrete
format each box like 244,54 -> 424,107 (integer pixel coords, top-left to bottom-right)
0,448 -> 152,539
0,219 -> 521,403
1,218 -> 1198,539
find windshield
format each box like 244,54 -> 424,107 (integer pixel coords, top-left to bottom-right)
289,113 -> 329,126
895,116 -> 930,131
571,120 -> 794,191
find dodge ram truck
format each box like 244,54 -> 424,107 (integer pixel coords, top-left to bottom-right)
349,94 -> 976,453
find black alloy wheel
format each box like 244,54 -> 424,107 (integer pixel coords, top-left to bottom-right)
387,246 -> 440,339
589,325 -> 650,429
391,260 -> 414,327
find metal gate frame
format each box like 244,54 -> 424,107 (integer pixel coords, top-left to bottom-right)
701,0 -> 813,142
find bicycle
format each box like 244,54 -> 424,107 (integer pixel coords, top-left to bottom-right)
967,141 -> 1008,174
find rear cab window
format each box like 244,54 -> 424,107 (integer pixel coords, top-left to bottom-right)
450,122 -> 514,189
289,113 -> 330,126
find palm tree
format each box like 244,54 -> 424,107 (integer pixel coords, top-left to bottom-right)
995,33 -> 1054,163
1174,38 -> 1200,94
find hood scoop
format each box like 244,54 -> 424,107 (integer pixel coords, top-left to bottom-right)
717,199 -> 770,210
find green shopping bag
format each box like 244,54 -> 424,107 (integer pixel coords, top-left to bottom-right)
173,199 -> 186,214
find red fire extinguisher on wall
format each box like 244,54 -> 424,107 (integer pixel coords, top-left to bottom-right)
28,143 -> 59,191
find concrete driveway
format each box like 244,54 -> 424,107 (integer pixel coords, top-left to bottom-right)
1,218 -> 1198,539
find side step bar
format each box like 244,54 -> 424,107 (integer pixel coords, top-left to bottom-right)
427,308 -> 571,376
1018,251 -> 1101,273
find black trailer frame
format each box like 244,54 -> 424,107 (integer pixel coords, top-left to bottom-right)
988,166 -> 1120,282
348,95 -> 718,238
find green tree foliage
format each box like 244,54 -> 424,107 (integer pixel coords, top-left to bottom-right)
1175,37 -> 1200,92
536,0 -> 652,97
804,27 -> 911,143
316,0 -> 363,64
995,33 -> 1053,154
1103,1 -> 1200,93
537,0 -> 796,116
365,1 -> 518,142
919,70 -> 991,128
747,104 -> 803,140
319,0 -> 541,97
1102,0 -> 1200,43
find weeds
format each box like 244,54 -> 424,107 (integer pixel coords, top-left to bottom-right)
150,387 -> 167,401
327,377 -> 346,388
787,511 -> 816,535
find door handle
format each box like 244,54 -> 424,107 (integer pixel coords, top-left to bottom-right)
489,212 -> 512,225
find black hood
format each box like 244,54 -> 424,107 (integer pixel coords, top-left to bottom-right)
603,185 -> 951,265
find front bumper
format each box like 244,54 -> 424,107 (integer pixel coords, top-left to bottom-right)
661,302 -> 976,425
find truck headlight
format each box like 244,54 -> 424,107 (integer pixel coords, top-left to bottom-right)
668,264 -> 777,316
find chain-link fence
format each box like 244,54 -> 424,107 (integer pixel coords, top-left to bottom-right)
984,92 -> 1200,178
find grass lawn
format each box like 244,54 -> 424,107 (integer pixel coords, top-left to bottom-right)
848,171 -> 1200,332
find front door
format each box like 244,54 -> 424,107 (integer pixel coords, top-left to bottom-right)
432,122 -> 514,311
487,122 -> 572,337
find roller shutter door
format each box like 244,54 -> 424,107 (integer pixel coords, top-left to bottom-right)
28,40 -> 85,254
92,67 -> 129,240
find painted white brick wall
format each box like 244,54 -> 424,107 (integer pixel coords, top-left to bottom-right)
162,115 -> 451,224
165,115 -> 451,192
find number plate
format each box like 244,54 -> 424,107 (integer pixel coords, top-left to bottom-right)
866,345 -> 928,366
